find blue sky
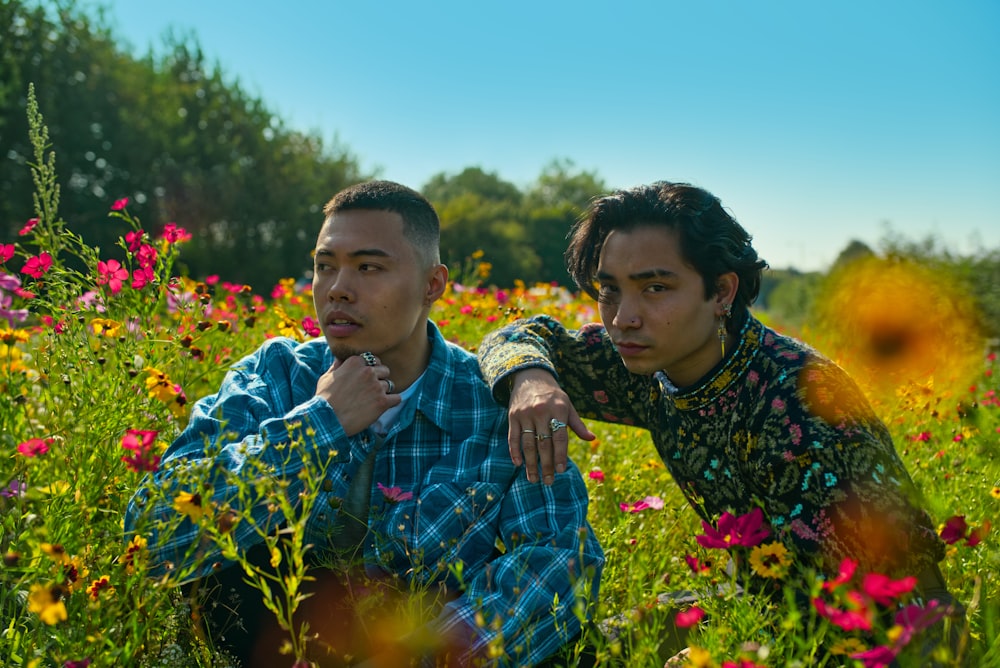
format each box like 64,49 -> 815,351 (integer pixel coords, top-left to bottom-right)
95,0 -> 999,271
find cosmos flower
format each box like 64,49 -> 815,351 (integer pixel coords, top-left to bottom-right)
29,583 -> 67,625
173,491 -> 207,521
674,605 -> 705,628
697,507 -> 770,550
377,482 -> 413,503
17,437 -> 53,457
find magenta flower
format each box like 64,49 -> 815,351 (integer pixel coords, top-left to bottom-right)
111,197 -> 129,211
0,244 -> 13,263
19,218 -> 39,236
674,605 -> 705,628
619,496 -> 664,513
125,230 -> 145,252
684,553 -> 711,574
97,259 -> 129,295
17,438 -> 53,457
812,590 -> 874,632
160,222 -> 192,244
21,252 -> 53,278
377,482 -> 413,503
862,572 -> 917,607
850,644 -> 897,668
302,316 -> 321,337
939,515 -> 968,544
120,429 -> 160,473
696,507 -> 770,550
588,469 -> 605,483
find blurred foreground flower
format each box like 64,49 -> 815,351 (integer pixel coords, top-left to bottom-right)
813,256 -> 984,396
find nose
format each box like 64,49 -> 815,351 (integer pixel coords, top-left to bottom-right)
326,272 -> 354,303
611,295 -> 641,330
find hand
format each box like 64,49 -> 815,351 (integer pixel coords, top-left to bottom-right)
507,369 -> 594,484
316,353 -> 401,436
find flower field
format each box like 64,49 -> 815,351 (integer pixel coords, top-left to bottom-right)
2,91 -> 999,667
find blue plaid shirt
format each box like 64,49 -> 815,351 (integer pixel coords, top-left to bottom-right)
125,322 -> 603,666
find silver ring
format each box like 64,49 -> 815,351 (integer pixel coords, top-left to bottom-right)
549,418 -> 567,433
521,429 -> 535,434
384,379 -> 394,394
361,352 -> 378,366
535,432 -> 551,441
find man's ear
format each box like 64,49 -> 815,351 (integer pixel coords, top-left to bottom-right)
424,264 -> 449,306
715,271 -> 739,311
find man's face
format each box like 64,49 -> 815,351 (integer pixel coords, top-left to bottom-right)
596,224 -> 725,387
311,209 -> 444,366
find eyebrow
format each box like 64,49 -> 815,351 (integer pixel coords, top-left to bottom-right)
314,247 -> 392,260
597,268 -> 677,282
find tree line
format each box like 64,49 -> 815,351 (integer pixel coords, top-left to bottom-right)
3,0 -> 998,339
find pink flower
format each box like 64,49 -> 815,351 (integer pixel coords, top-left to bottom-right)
120,429 -> 160,473
850,644 -> 897,668
812,591 -> 874,631
619,496 -> 663,513
19,218 -> 39,236
302,316 -> 321,337
824,558 -> 858,592
160,222 -> 192,244
0,244 -> 14,263
21,252 -> 53,278
939,515 -> 967,544
685,553 -> 711,574
125,230 -> 145,252
911,431 -> 931,442
696,507 -> 770,550
17,438 -> 53,457
588,469 -> 605,483
377,482 -> 413,503
111,197 -> 129,211
97,259 -> 129,295
861,572 -> 917,606
674,605 -> 705,628
131,265 -> 155,290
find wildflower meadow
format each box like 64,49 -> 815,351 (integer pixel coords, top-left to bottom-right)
2,89 -> 999,667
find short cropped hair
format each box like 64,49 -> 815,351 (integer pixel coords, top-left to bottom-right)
323,180 -> 441,265
567,181 -> 768,332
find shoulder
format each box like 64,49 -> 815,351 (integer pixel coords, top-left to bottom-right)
232,336 -> 331,376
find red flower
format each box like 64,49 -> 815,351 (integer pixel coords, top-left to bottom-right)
824,558 -> 858,592
377,482 -> 413,503
684,553 -> 711,574
588,469 -> 605,483
674,605 -> 705,628
125,230 -> 145,252
939,515 -> 968,544
0,244 -> 14,263
97,259 -> 129,295
21,252 -> 53,278
19,218 -> 39,236
111,197 -> 129,211
812,590 -> 874,631
696,507 -> 770,550
18,438 -> 53,457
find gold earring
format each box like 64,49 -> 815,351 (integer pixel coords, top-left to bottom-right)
718,303 -> 732,357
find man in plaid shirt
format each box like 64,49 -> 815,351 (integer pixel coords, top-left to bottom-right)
125,181 -> 602,667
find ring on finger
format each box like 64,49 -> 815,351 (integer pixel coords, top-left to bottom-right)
384,378 -> 395,393
521,429 -> 536,435
549,418 -> 567,433
361,351 -> 378,366
535,432 -> 551,441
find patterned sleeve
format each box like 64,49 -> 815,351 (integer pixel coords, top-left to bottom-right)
749,357 -> 945,577
123,339 -> 356,579
478,314 -> 659,429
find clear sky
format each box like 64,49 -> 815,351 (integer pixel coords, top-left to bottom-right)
93,0 -> 999,271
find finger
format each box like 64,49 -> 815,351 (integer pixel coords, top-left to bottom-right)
536,433 -> 556,485
550,420 -> 571,478
508,421 -> 526,467
519,431 -> 541,483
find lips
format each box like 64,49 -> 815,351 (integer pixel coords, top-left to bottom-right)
323,311 -> 361,337
614,341 -> 648,357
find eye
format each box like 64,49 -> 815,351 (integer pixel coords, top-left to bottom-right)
358,262 -> 381,272
644,283 -> 668,293
596,284 -> 620,304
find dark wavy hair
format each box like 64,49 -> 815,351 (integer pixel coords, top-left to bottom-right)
566,181 -> 768,333
323,180 -> 441,265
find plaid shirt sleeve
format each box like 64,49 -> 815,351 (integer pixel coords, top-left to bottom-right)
123,336 -> 360,579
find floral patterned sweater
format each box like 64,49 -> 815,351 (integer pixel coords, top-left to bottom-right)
478,314 -> 945,579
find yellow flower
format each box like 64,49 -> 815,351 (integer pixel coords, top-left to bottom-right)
91,318 -> 122,337
122,535 -> 147,575
62,555 -> 90,593
28,583 -> 67,625
0,327 -> 30,343
144,367 -> 177,403
87,575 -> 115,600
686,646 -> 714,667
40,543 -> 70,565
273,305 -> 301,340
829,637 -> 867,655
990,487 -> 1000,499
749,541 -> 791,579
173,491 -> 207,521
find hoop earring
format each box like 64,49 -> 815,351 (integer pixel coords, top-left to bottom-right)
718,303 -> 733,358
